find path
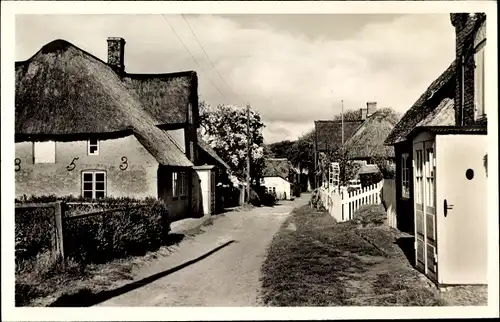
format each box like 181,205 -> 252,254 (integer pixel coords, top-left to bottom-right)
96,195 -> 308,307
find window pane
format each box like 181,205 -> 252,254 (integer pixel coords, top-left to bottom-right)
89,145 -> 98,154
95,182 -> 105,190
83,173 -> 93,181
95,173 -> 105,181
83,191 -> 93,198
83,182 -> 93,191
95,191 -> 105,199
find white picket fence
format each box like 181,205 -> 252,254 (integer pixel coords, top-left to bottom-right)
320,180 -> 384,222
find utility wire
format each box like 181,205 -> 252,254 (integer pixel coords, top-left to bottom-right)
181,14 -> 240,101
162,14 -> 226,99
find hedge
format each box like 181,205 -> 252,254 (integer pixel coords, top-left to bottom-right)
15,196 -> 171,266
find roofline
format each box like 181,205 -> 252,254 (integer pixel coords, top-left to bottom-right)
15,39 -> 197,80
15,129 -> 134,143
315,119 -> 364,124
407,125 -> 487,138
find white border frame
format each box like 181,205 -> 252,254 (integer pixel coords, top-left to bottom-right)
2,1 -> 498,321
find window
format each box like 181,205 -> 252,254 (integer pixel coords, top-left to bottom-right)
173,172 -> 188,198
401,153 -> 410,199
88,139 -> 99,155
187,103 -> 193,124
33,141 -> 56,163
189,141 -> 195,161
172,172 -> 178,198
179,172 -> 187,197
82,171 -> 106,199
474,20 -> 486,119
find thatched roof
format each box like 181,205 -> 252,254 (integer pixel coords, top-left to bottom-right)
384,61 -> 456,145
263,158 -> 294,180
344,109 -> 397,159
315,120 -> 363,153
123,71 -> 197,127
15,39 -> 193,167
197,135 -> 230,170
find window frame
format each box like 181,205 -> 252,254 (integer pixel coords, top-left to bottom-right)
81,170 -> 107,199
88,138 -> 100,156
172,172 -> 178,198
473,20 -> 486,120
401,153 -> 410,199
179,172 -> 188,197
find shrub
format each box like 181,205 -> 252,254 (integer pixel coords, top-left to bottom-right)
309,188 -> 325,210
248,187 -> 262,206
261,192 -> 277,207
64,199 -> 170,264
15,206 -> 56,264
352,204 -> 387,227
359,172 -> 383,187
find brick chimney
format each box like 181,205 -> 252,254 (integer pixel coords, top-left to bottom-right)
366,101 -> 377,117
360,108 -> 368,120
107,37 -> 126,74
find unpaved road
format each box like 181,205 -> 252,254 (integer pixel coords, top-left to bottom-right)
96,195 -> 308,307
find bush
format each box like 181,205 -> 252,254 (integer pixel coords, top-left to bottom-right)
248,187 -> 262,206
359,172 -> 383,187
261,192 -> 277,207
309,189 -> 325,210
64,199 -> 170,264
352,204 -> 387,227
15,196 -> 171,266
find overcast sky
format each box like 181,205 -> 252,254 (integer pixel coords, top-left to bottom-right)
16,14 -> 456,143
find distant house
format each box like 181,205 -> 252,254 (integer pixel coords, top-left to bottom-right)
262,158 -> 297,200
314,101 -> 377,187
15,37 -> 227,220
344,109 -> 397,179
384,13 -> 487,286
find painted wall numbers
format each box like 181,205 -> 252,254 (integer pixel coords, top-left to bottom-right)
15,158 -> 21,172
66,157 -> 79,171
119,156 -> 128,170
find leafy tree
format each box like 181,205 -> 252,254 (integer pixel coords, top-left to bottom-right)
198,101 -> 265,181
332,109 -> 362,121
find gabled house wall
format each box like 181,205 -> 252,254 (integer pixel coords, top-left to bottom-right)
15,135 -> 159,198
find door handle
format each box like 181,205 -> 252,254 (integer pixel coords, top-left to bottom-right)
444,199 -> 454,217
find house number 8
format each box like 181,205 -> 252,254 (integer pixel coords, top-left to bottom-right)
15,158 -> 21,172
120,157 -> 128,170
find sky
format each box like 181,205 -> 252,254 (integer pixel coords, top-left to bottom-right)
16,14 -> 456,144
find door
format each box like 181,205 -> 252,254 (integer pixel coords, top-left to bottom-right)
413,139 -> 438,281
436,135 -> 488,284
210,171 -> 216,215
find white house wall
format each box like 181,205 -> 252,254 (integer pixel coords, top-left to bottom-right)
263,176 -> 292,200
15,135 -> 159,198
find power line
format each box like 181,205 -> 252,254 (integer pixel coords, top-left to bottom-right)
181,14 -> 240,101
161,14 -> 226,99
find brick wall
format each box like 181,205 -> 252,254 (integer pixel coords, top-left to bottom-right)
451,13 -> 486,126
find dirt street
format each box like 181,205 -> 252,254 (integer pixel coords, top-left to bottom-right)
96,195 -> 308,306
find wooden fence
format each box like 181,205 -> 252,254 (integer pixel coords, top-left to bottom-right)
320,180 -> 384,222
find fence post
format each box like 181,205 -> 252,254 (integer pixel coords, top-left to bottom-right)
54,201 -> 65,265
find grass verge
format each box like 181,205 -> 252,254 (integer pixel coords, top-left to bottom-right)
259,204 -> 445,306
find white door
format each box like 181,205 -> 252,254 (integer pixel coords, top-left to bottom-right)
436,135 -> 488,284
413,139 -> 438,281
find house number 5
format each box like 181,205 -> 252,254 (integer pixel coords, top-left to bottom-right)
120,157 -> 128,170
15,158 -> 21,172
66,157 -> 79,171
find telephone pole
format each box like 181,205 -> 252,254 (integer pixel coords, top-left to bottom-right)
341,100 -> 345,189
246,104 -> 251,203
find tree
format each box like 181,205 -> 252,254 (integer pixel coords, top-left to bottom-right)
332,109 -> 362,121
198,101 -> 265,181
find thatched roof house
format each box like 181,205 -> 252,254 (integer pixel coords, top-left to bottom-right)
263,158 -> 296,181
344,109 -> 398,160
197,135 -> 230,170
384,61 -> 457,146
314,120 -> 363,154
15,39 -> 198,167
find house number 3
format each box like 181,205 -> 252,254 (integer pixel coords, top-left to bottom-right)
15,158 -> 21,172
119,157 -> 128,170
